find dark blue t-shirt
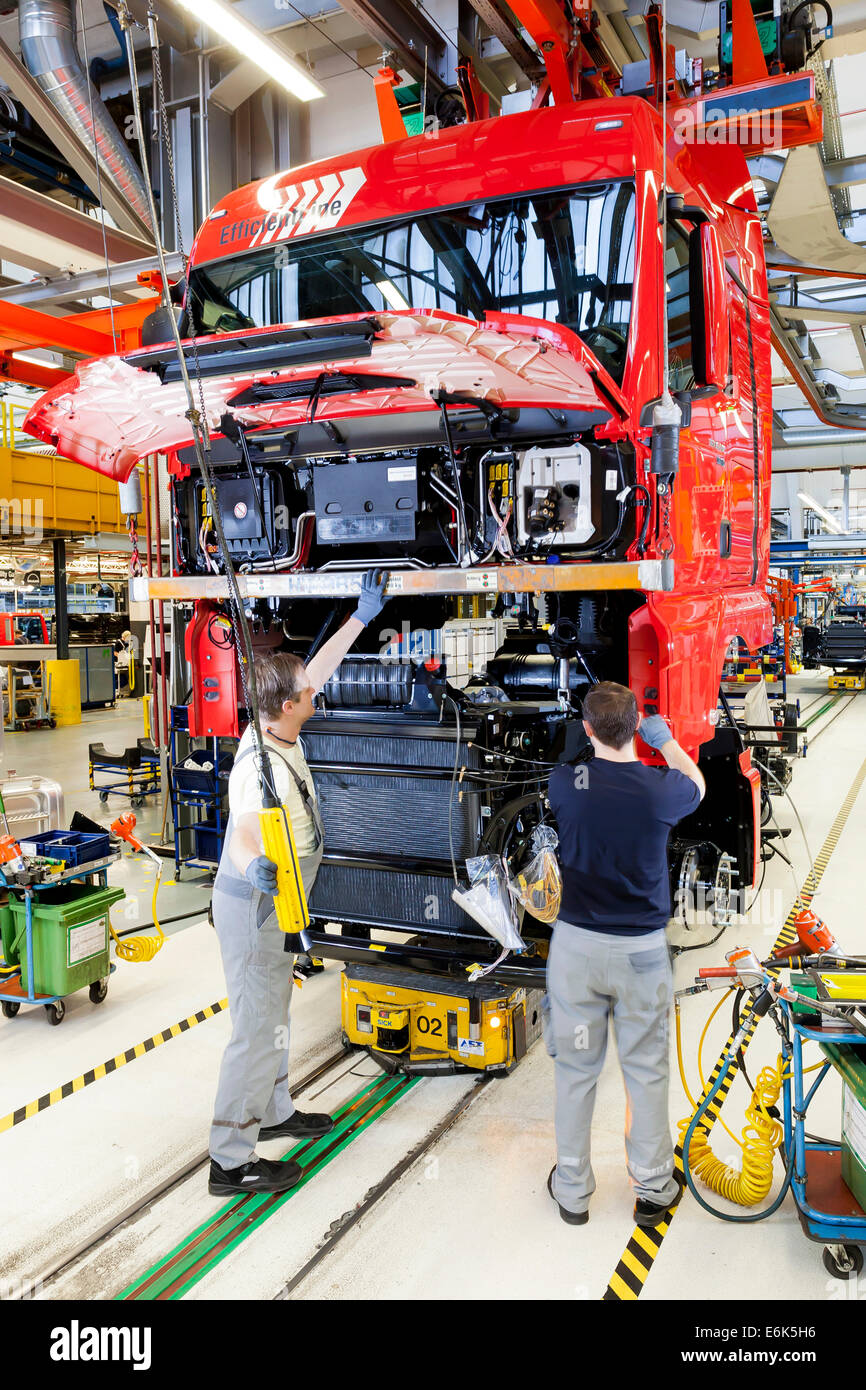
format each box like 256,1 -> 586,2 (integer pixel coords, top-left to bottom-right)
547,757 -> 702,934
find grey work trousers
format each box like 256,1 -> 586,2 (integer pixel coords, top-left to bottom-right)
545,921 -> 679,1216
209,852 -> 321,1170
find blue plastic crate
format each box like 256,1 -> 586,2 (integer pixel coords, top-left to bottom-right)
20,829 -> 111,867
172,748 -> 233,793
192,820 -> 224,864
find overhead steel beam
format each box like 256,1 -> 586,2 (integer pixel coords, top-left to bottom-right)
457,30 -> 510,101
771,301 -> 866,433
464,0 -> 540,76
0,35 -> 153,243
0,301 -> 115,357
824,155 -> 866,190
334,0 -> 448,91
766,252 -> 866,281
772,289 -> 866,324
773,440 -> 866,469
0,252 -> 186,308
0,177 -> 153,279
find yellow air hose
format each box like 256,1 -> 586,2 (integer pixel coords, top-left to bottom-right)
110,864 -> 165,963
108,814 -> 166,963
676,992 -> 784,1206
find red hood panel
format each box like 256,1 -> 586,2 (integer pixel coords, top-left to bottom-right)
24,311 -> 612,482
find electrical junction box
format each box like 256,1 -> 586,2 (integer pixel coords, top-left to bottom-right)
515,443 -> 593,546
314,457 -> 417,544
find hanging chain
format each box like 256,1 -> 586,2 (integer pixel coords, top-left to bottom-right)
658,484 -> 674,559
128,514 -> 143,578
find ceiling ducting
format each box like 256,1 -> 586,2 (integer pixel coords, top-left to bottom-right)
18,0 -> 154,234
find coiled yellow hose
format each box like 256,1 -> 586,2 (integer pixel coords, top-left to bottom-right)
675,987 -> 829,1211
110,865 -> 166,963
676,991 -> 785,1207
677,1058 -> 785,1206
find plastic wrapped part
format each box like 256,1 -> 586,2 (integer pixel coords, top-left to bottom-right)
117,470 -> 142,517
452,854 -> 525,952
512,825 -> 562,924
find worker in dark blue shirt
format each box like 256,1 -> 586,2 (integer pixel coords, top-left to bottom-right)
544,680 -> 705,1229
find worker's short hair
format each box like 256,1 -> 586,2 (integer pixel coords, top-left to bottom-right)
254,652 -> 308,719
582,681 -> 639,750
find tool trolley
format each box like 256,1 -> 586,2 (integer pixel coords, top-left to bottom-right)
88,739 -> 161,808
783,1009 -> 866,1280
0,854 -> 124,1025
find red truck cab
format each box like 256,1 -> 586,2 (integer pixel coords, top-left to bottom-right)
25,95 -> 772,935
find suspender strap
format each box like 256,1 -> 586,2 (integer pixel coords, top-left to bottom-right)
233,741 -> 323,849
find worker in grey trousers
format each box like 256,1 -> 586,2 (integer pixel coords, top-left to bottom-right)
208,569 -> 388,1197
544,681 -> 706,1228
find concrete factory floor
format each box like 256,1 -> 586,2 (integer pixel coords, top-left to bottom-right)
0,680 -> 864,1301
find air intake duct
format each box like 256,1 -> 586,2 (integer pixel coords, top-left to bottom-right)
482,655 -> 589,698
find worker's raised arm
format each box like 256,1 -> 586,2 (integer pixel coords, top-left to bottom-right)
306,569 -> 388,693
639,715 -> 706,800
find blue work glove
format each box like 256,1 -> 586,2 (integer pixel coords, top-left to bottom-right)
245,855 -> 278,894
639,714 -> 675,750
352,568 -> 388,625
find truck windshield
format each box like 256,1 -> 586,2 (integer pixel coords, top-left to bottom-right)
187,179 -> 636,382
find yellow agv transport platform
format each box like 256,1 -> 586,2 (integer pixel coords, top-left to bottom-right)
341,964 -> 545,1074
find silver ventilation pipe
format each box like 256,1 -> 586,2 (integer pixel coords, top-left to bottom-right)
19,0 -> 154,234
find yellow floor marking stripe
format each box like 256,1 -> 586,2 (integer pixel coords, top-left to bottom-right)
0,997 -> 228,1135
607,1271 -> 638,1301
621,1248 -> 649,1284
632,1227 -> 660,1259
602,752 -> 866,1301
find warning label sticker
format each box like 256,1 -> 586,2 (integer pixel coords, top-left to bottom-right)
68,918 -> 107,966
464,570 -> 497,591
843,1085 -> 866,1165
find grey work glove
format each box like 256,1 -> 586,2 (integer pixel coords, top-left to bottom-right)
639,714 -> 674,750
352,568 -> 388,625
245,855 -> 278,895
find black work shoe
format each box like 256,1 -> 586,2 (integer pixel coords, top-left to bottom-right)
634,1169 -> 686,1228
208,1156 -> 302,1197
258,1110 -> 335,1141
547,1166 -> 589,1226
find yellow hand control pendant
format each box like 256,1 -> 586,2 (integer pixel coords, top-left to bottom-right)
258,806 -> 310,936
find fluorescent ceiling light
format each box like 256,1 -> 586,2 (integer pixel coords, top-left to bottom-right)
11,351 -> 55,367
375,279 -> 409,311
172,0 -> 324,102
798,491 -> 844,535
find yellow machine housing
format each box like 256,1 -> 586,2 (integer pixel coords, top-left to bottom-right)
828,673 -> 865,690
341,962 -> 544,1073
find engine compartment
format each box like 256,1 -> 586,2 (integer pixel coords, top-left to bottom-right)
170,412 -> 638,577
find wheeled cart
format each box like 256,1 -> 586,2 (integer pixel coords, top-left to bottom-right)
0,856 -> 124,1024
782,1011 -> 866,1280
88,739 -> 161,808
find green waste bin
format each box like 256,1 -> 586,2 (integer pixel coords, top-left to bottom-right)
0,901 -> 19,967
10,884 -> 125,998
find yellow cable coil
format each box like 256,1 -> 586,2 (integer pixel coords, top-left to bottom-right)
675,994 -> 785,1207
259,806 -> 309,934
677,1057 -> 785,1207
109,867 -> 166,963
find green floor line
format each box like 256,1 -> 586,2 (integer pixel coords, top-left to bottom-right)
119,1071 -> 418,1301
801,695 -> 840,729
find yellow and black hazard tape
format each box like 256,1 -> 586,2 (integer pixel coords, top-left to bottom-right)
0,997 -> 228,1136
602,753 -> 866,1301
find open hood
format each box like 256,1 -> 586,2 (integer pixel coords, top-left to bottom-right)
23,310 -> 622,482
